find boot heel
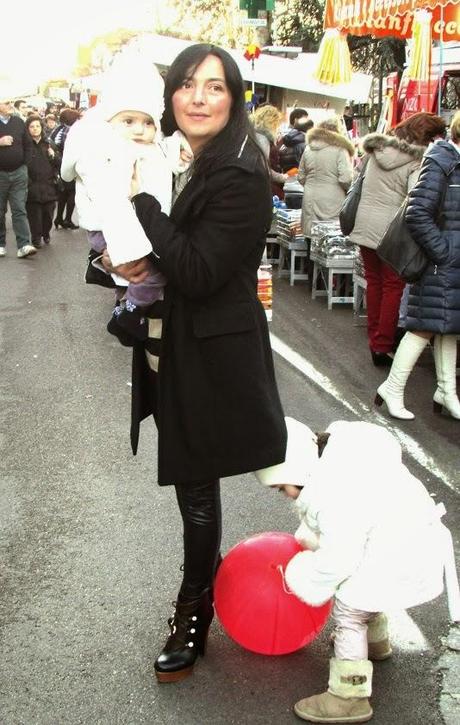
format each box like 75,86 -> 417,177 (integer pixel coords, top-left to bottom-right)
155,665 -> 194,683
433,400 -> 443,414
374,393 -> 383,407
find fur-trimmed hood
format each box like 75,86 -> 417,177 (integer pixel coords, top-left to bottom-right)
306,127 -> 355,157
362,132 -> 426,171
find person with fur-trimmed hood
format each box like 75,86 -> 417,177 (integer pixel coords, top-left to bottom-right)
349,112 -> 446,368
255,417 -> 458,724
297,116 -> 354,237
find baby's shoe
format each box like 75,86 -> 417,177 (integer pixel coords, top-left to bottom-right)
114,300 -> 148,342
106,303 -> 136,347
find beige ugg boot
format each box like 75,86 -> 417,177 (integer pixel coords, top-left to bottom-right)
367,613 -> 392,661
294,658 -> 373,723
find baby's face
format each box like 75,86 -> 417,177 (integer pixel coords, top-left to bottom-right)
109,110 -> 156,144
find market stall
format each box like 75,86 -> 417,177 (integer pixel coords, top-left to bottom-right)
320,0 -> 460,122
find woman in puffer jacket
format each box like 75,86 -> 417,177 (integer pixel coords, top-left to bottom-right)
297,116 -> 354,237
255,417 -> 454,724
376,111 -> 460,420
350,112 -> 446,367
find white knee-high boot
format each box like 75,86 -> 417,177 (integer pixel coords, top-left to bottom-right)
374,332 -> 429,420
433,335 -> 460,419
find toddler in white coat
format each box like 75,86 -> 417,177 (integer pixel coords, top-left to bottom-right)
256,417 -> 459,724
61,57 -> 192,345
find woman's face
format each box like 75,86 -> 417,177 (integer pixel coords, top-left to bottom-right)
172,54 -> 232,153
28,120 -> 42,140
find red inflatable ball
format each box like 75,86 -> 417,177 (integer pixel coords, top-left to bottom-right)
214,531 -> 332,656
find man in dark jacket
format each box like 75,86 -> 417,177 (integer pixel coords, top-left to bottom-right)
278,108 -> 311,173
0,96 -> 36,258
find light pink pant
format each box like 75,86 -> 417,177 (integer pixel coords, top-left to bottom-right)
332,598 -> 380,660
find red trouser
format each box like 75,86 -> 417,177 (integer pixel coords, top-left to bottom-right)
360,245 -> 406,354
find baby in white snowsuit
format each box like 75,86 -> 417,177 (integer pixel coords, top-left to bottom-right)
256,417 -> 459,724
61,56 -> 192,345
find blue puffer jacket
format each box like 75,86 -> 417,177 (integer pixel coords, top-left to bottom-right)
405,141 -> 460,334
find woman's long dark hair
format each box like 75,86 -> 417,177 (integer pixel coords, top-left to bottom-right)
161,43 -> 260,176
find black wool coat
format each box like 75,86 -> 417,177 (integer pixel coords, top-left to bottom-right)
131,139 -> 287,485
26,137 -> 61,204
405,141 -> 460,334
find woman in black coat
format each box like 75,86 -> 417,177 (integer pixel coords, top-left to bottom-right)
104,44 -> 287,682
376,111 -> 460,420
25,116 -> 61,247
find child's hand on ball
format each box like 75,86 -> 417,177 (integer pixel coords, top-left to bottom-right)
274,484 -> 302,499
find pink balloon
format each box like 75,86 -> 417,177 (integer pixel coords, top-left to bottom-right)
214,532 -> 332,655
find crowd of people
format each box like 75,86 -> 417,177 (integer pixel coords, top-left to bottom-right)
1,46 -> 459,724
248,101 -> 460,425
0,98 -> 81,259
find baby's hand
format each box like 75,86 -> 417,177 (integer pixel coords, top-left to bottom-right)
179,147 -> 193,164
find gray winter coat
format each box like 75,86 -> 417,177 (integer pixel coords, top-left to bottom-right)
298,127 -> 354,236
350,133 -> 425,250
405,140 -> 460,334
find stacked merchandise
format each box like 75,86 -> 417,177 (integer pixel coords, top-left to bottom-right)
257,264 -> 273,322
310,220 -> 357,261
275,208 -> 305,247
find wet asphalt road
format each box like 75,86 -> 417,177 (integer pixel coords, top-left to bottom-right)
0,223 -> 459,725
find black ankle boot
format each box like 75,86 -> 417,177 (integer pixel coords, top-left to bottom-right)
154,591 -> 214,683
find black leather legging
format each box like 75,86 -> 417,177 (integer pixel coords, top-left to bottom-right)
174,479 -> 222,601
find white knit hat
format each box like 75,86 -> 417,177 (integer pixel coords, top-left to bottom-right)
98,53 -> 165,130
255,417 -> 318,487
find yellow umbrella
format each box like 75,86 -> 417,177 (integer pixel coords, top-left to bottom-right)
407,9 -> 433,82
314,28 -> 352,85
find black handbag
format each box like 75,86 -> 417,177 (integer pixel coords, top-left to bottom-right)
375,199 -> 428,282
339,156 -> 369,236
376,174 -> 447,283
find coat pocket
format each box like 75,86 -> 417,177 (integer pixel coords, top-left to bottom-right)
192,301 -> 256,338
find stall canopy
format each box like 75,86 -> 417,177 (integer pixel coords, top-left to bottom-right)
324,0 -> 460,41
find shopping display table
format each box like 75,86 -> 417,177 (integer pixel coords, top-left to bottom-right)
310,253 -> 355,309
277,237 -> 309,286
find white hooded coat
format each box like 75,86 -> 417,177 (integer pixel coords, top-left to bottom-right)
60,54 -> 181,268
278,421 -> 446,612
61,111 -> 177,268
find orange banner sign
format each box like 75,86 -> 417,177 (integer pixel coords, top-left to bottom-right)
324,0 -> 460,40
